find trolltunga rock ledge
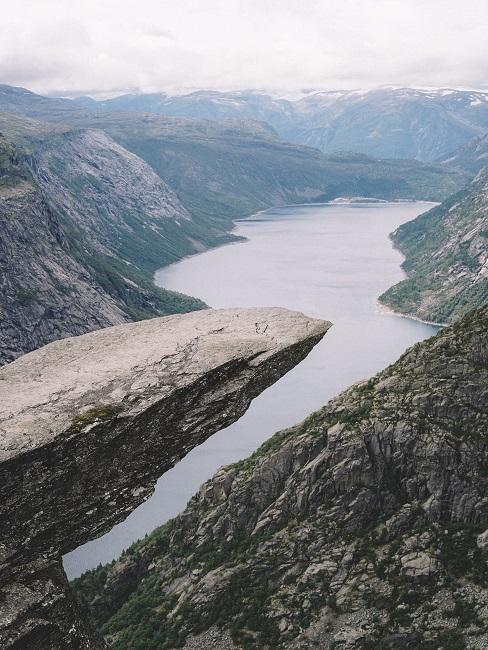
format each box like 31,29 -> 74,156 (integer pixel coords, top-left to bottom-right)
0,307 -> 330,649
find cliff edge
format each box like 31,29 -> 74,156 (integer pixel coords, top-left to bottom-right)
0,307 -> 330,649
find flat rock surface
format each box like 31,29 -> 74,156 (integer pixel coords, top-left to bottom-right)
0,307 -> 330,462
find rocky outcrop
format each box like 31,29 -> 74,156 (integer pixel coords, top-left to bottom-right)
380,168 -> 488,323
74,307 -> 488,649
0,137 -> 127,365
0,307 -> 329,649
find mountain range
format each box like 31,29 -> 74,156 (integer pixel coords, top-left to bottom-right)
1,78 -> 488,650
0,83 -> 474,363
73,87 -> 488,161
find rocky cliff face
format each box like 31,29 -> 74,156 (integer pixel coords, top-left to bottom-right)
380,168 -> 488,324
21,124 -> 226,284
73,307 -> 488,650
0,307 -> 329,649
0,123 -> 207,365
0,134 -> 129,365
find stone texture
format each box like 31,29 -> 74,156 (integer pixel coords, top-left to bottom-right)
75,307 -> 488,649
0,126 -> 206,366
0,306 -> 330,649
0,182 -> 128,365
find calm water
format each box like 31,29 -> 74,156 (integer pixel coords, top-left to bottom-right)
64,201 -> 439,577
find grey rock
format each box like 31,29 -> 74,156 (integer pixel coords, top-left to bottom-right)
0,306 -> 329,649
477,529 -> 488,549
400,552 -> 441,578
0,181 -> 128,365
0,126 -> 206,366
76,307 -> 488,649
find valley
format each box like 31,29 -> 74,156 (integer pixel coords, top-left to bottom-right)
0,77 -> 487,650
64,200 -> 438,576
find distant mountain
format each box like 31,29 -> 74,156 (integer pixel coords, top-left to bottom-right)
0,84 -> 473,361
0,85 -> 469,216
438,132 -> 488,175
0,119 -> 206,365
83,89 -> 296,135
380,167 -> 488,323
72,87 -> 488,161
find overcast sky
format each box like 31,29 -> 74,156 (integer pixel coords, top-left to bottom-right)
1,0 -> 488,97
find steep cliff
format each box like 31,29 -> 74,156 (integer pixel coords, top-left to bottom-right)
0,307 -> 329,649
0,125 -> 206,365
380,169 -> 488,324
0,134 -> 127,365
73,306 -> 488,650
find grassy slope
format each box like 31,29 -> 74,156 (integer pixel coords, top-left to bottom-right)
380,170 -> 488,323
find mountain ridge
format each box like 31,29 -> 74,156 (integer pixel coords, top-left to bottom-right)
69,86 -> 488,161
0,85 -> 469,213
0,124 -> 207,365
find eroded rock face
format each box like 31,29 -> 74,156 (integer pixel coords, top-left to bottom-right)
0,183 -> 129,365
0,307 -> 330,649
0,127 -> 206,366
74,307 -> 488,650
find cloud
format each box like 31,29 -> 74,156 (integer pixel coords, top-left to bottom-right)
1,0 -> 487,96
142,26 -> 176,40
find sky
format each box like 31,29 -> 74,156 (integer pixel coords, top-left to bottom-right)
1,0 -> 488,97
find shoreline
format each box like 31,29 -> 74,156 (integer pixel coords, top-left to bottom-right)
378,200 -> 446,329
155,199 -> 445,332
154,198 -> 436,288
376,299 -> 446,328
70,200 -> 440,579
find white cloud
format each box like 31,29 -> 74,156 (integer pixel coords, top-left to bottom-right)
1,0 -> 487,96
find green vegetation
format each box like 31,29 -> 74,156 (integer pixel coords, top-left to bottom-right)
380,173 -> 488,323
68,404 -> 122,433
50,171 -> 207,320
0,134 -> 32,190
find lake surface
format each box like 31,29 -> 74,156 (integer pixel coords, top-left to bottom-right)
64,201 -> 439,577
